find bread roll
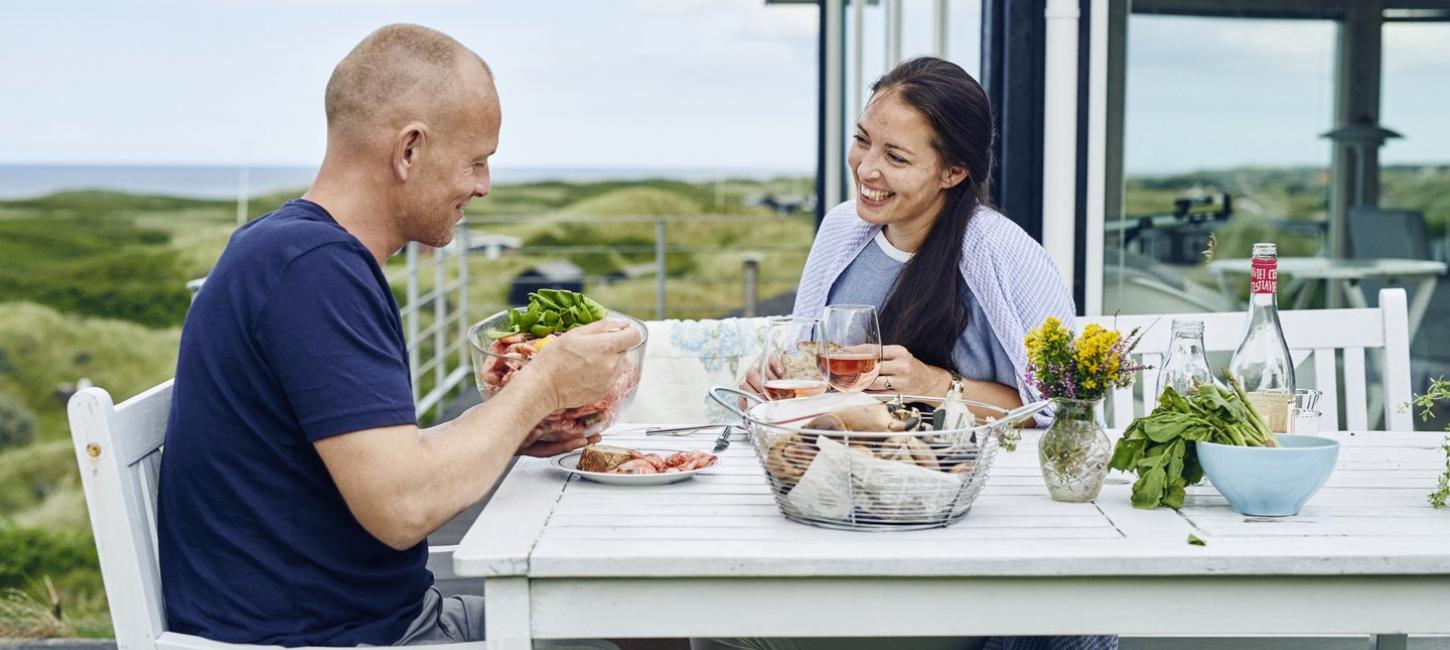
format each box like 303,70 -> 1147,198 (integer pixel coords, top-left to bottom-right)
764,434 -> 818,490
577,445 -> 634,473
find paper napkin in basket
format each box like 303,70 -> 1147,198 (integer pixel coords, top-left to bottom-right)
783,434 -> 854,520
846,438 -> 970,521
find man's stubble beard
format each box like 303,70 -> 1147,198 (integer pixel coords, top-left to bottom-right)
418,216 -> 455,248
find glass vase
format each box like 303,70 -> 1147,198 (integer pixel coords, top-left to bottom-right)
1038,398 -> 1111,502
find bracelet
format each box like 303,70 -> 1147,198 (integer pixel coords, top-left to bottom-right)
946,369 -> 965,396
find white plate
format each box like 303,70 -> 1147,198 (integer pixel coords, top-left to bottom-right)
550,448 -> 716,486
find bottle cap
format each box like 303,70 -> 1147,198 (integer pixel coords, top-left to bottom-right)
1170,319 -> 1204,336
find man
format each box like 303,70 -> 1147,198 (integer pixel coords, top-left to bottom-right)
156,24 -> 640,646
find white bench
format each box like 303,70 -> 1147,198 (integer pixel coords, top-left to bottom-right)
1083,287 -> 1413,431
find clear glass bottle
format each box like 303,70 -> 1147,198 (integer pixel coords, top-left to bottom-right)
1229,242 -> 1296,432
1157,319 -> 1215,400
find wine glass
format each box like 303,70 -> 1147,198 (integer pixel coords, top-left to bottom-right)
759,317 -> 828,400
818,304 -> 883,393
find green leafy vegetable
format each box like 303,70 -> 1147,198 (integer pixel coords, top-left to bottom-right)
1187,534 -> 1206,546
1109,376 -> 1278,509
486,289 -> 609,339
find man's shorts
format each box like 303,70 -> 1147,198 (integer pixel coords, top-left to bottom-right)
393,587 -> 616,649
395,587 -> 485,644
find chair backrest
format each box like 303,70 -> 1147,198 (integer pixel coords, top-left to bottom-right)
1081,288 -> 1412,431
68,381 -> 173,650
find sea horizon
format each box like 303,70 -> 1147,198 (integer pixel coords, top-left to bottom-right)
0,163 -> 813,200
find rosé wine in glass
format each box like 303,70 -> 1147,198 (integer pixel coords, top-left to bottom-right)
760,316 -> 828,400
819,304 -> 883,393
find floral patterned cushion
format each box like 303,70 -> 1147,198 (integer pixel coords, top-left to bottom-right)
620,317 -> 772,424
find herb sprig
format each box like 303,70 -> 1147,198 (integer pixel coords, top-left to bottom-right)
1410,376 -> 1450,508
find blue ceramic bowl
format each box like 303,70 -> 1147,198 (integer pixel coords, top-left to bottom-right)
1195,435 -> 1340,517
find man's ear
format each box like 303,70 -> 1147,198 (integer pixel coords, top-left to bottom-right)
393,123 -> 427,181
939,164 -> 969,190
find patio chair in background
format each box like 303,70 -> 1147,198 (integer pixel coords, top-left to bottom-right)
1348,207 -> 1450,395
1082,287 -> 1412,431
1349,207 -> 1432,262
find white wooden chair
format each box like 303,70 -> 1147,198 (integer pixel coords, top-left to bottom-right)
1082,287 -> 1413,431
67,381 -> 469,650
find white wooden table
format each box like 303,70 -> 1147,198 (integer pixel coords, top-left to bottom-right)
1207,257 -> 1446,339
453,427 -> 1450,650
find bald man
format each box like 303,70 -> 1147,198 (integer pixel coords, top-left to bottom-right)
156,24 -> 639,646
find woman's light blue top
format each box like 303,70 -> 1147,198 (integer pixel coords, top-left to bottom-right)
826,231 -> 1018,388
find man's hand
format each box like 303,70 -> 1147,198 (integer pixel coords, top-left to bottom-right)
519,319 -> 642,412
517,433 -> 601,458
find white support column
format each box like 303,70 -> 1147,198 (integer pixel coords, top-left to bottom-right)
885,0 -> 901,68
1042,0 -> 1081,289
852,0 -> 865,123
824,0 -> 847,209
1084,0 -> 1108,316
932,0 -> 949,58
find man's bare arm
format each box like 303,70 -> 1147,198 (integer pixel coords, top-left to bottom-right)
314,372 -> 556,550
312,320 -> 640,550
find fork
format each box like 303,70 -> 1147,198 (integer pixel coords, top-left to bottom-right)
633,423 -> 729,436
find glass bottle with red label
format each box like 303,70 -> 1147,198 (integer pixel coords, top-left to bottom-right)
1229,242 -> 1296,433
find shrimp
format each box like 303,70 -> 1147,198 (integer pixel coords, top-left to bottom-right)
627,450 -> 668,473
613,459 -> 657,474
665,451 -> 717,471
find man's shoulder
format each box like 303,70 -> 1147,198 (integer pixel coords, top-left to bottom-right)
199,202 -> 380,317
236,202 -> 357,255
224,202 -> 374,276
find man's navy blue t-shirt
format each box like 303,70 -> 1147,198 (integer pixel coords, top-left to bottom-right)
157,200 -> 429,646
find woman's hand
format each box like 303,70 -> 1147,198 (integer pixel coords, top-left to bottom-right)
866,345 -> 951,396
740,356 -> 784,406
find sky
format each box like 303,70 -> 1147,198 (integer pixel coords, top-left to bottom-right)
0,1 -> 1445,174
1123,15 -> 1450,175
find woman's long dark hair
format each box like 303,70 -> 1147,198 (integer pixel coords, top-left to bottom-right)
870,57 -> 996,374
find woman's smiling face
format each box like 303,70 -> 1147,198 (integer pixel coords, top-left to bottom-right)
847,90 -> 963,240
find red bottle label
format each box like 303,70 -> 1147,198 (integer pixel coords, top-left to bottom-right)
1250,258 -> 1277,295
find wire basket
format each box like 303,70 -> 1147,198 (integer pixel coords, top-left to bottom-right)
709,387 -> 1049,531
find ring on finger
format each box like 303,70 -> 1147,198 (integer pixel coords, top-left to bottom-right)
884,376 -> 894,391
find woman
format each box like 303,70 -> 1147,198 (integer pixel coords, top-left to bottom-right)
724,58 -> 1114,650
750,56 -> 1072,422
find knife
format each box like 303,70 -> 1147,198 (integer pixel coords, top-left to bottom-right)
712,425 -> 735,453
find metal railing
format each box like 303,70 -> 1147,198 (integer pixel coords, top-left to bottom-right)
390,225 -> 474,423
460,214 -> 810,320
